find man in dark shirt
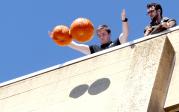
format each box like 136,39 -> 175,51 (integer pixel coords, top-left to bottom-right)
144,3 -> 176,36
68,9 -> 129,54
89,25 -> 122,54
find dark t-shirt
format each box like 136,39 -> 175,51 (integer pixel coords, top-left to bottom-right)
89,39 -> 121,54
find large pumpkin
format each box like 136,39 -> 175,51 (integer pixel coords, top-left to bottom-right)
70,18 -> 94,42
51,25 -> 72,46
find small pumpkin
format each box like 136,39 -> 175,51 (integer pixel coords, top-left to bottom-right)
70,18 -> 94,43
50,25 -> 72,46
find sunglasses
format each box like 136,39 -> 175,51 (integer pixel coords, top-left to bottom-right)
147,10 -> 155,15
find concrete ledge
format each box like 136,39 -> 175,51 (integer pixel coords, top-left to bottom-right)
147,37 -> 175,112
0,26 -> 179,88
0,34 -> 175,112
164,28 -> 179,112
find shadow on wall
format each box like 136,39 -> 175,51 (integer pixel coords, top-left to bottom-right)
69,78 -> 111,99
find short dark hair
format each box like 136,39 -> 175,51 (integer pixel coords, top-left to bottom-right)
147,3 -> 163,17
96,24 -> 111,34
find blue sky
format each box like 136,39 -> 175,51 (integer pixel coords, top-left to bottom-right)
0,0 -> 178,83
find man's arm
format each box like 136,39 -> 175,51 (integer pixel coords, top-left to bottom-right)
144,19 -> 177,36
161,19 -> 176,29
68,41 -> 91,55
48,31 -> 91,55
119,9 -> 129,44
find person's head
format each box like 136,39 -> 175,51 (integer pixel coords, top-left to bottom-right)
147,3 -> 163,20
96,25 -> 111,44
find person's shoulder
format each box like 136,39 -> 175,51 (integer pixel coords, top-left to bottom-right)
89,44 -> 99,48
112,38 -> 121,46
162,16 -> 176,22
162,16 -> 177,26
89,44 -> 100,54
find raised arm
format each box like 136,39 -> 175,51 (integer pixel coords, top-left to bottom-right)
119,9 -> 129,44
68,41 -> 91,55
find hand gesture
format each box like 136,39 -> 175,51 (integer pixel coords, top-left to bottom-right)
121,9 -> 126,21
144,26 -> 153,36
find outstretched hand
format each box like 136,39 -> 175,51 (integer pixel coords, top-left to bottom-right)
144,26 -> 153,36
48,31 -> 53,38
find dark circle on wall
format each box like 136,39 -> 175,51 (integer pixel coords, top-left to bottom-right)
88,78 -> 110,95
69,84 -> 89,98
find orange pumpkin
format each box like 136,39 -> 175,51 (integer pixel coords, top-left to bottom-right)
50,25 -> 72,46
70,18 -> 94,43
